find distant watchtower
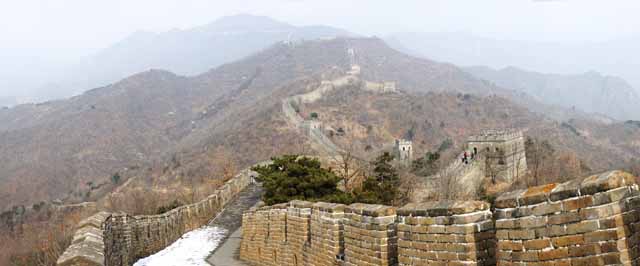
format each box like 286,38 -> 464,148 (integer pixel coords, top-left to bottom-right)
347,48 -> 356,66
467,129 -> 527,183
395,139 -> 413,164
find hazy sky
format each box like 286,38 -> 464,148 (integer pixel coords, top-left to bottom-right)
2,0 -> 639,58
1,0 -> 639,103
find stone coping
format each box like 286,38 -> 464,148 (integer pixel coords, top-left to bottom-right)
57,212 -> 111,266
397,201 -> 490,217
312,202 -> 346,213
346,203 -> 396,217
247,171 -> 638,216
495,170 -> 637,208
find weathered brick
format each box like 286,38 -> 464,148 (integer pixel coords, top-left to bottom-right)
523,239 -> 551,250
551,235 -> 584,247
566,220 -> 599,234
584,229 -> 619,243
531,202 -> 562,216
519,184 -> 557,205
498,240 -> 523,251
548,212 -> 581,225
509,229 -> 536,240
569,243 -> 602,257
538,247 -> 568,261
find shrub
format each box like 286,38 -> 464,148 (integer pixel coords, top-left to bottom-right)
111,173 -> 121,184
356,152 -> 401,205
252,155 -> 353,205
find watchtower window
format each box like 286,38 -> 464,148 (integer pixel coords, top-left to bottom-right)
402,147 -> 405,151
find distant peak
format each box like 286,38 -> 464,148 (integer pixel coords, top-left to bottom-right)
202,14 -> 292,32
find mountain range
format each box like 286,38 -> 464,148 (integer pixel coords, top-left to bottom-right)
2,36 -> 640,212
4,15 -> 640,122
4,15 -> 353,104
464,66 -> 640,121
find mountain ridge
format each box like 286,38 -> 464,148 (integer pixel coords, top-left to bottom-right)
465,65 -> 640,121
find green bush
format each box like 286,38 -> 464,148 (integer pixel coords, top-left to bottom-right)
252,155 -> 353,205
111,173 -> 121,184
356,152 -> 401,205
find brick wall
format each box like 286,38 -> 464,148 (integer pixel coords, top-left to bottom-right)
344,203 -> 397,266
397,201 -> 495,265
494,170 -> 640,265
56,169 -> 253,266
240,170 -> 640,266
308,202 -> 346,266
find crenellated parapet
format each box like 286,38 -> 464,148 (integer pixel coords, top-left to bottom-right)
57,169 -> 254,266
56,212 -> 112,266
241,170 -> 640,266
494,170 -> 640,265
467,129 -> 524,143
397,201 -> 495,265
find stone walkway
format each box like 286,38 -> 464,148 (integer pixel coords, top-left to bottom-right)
206,184 -> 262,266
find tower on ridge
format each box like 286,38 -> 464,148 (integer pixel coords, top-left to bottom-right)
467,129 -> 527,183
395,139 -> 413,164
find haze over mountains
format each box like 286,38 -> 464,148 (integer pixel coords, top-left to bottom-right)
387,32 -> 640,94
465,66 -> 640,121
2,15 -> 353,105
3,15 -> 639,122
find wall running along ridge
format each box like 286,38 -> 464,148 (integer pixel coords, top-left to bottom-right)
56,169 -> 254,266
240,170 -> 640,266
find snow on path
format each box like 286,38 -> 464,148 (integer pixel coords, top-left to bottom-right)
134,226 -> 227,266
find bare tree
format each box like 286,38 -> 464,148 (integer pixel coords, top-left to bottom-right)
437,166 -> 461,200
331,142 -> 367,192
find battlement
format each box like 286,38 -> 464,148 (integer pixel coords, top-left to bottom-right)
241,170 -> 640,266
56,169 -> 254,266
467,128 -> 524,142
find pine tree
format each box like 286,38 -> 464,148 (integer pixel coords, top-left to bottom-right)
358,152 -> 401,205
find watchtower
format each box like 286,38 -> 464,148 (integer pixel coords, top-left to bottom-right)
467,129 -> 527,183
395,139 -> 413,164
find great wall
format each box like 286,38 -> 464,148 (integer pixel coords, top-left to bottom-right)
56,168 -> 255,266
240,170 -> 640,266
56,57 -> 640,266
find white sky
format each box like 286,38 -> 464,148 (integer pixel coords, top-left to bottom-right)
0,0 -> 639,103
1,0 -> 639,59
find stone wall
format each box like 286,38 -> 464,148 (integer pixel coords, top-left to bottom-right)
241,170 -> 640,266
57,169 -> 254,266
344,203 -> 398,266
397,201 -> 495,266
494,170 -> 640,266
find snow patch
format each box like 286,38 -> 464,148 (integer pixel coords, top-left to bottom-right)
134,226 -> 227,266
